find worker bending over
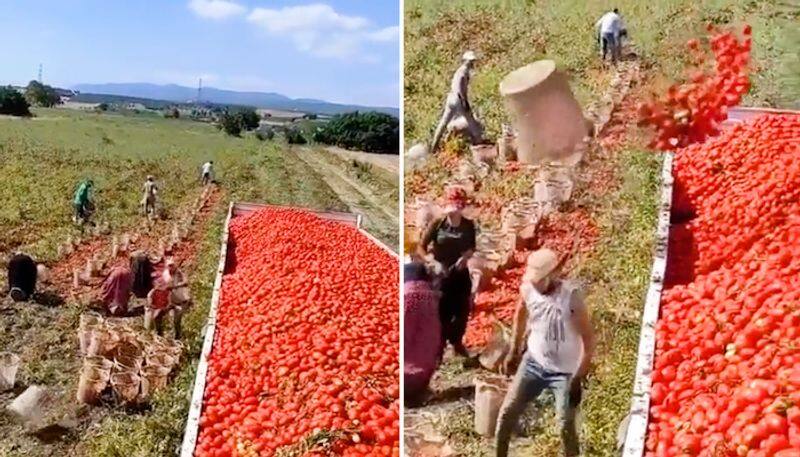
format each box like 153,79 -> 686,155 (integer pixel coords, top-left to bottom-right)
6,253 -> 49,302
495,249 -> 596,457
596,8 -> 626,64
431,51 -> 484,152
96,252 -> 154,316
201,161 -> 214,186
417,187 -> 476,361
142,175 -> 158,218
403,261 -> 444,406
73,179 -> 95,225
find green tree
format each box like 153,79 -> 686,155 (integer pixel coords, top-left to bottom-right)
218,108 -> 260,136
285,128 -> 307,144
0,86 -> 31,116
255,128 -> 274,141
219,112 -> 243,136
311,111 -> 398,154
238,108 -> 261,131
24,80 -> 61,107
164,107 -> 180,118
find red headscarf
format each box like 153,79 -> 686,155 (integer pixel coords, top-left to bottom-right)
444,186 -> 469,210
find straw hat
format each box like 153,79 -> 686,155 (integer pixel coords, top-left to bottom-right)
462,50 -> 477,61
524,249 -> 559,282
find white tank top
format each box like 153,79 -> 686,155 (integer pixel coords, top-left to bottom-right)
521,280 -> 584,374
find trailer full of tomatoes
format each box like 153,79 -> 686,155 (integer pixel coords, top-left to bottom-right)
646,114 -> 800,456
194,208 -> 399,457
638,24 -> 752,151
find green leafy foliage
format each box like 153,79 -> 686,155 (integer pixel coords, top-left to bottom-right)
0,86 -> 31,116
218,108 -> 261,136
255,127 -> 275,141
163,107 -> 180,118
285,128 -> 307,144
312,111 -> 399,154
24,80 -> 61,107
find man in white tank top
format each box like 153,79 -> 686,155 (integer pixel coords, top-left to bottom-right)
495,248 -> 596,457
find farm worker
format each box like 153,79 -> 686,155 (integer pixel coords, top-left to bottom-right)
142,176 -> 158,216
595,8 -> 625,64
99,266 -> 133,316
6,253 -> 45,302
430,50 -> 484,153
403,260 -> 444,406
145,258 -> 191,339
73,179 -> 94,224
96,252 -> 152,315
416,186 -> 476,359
495,248 -> 596,457
201,161 -> 214,186
130,251 -> 154,299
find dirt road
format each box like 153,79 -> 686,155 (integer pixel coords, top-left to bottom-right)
325,146 -> 399,175
296,147 -> 398,249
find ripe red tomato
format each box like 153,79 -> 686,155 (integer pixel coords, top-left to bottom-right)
194,208 -> 399,456
647,114 -> 800,455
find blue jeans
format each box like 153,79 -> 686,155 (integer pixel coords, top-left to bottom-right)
494,354 -> 581,457
601,31 -> 620,63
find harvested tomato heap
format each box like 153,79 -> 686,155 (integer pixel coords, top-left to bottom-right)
647,115 -> 800,456
196,208 -> 399,457
638,24 -> 752,150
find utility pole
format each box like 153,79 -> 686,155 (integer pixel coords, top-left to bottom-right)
197,77 -> 203,103
38,64 -> 43,83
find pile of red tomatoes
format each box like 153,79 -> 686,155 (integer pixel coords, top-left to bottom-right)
638,24 -> 752,150
647,114 -> 800,456
195,208 -> 399,457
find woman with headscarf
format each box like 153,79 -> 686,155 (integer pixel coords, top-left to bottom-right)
95,252 -> 154,316
403,260 -> 444,406
416,186 -> 476,358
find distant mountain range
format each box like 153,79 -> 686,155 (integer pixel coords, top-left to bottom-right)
70,82 -> 399,117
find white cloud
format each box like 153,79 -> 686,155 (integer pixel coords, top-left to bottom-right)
365,26 -> 399,43
246,3 -> 396,62
247,4 -> 369,34
188,0 -> 246,20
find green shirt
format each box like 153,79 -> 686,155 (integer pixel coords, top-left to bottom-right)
74,182 -> 91,206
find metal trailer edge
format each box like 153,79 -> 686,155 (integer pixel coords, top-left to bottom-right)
179,201 -> 396,456
620,106 -> 800,456
620,152 -> 674,457
180,202 -> 233,457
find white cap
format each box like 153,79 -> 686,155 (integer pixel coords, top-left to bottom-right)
462,50 -> 477,61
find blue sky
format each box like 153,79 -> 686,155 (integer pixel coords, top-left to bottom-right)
0,0 -> 400,107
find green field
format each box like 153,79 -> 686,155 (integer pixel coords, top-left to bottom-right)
404,1 -> 797,456
0,107 -> 355,456
405,0 -> 798,143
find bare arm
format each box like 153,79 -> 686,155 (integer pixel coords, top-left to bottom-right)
502,294 -> 528,374
416,219 -> 438,260
170,272 -> 188,289
509,296 -> 528,356
572,291 -> 595,378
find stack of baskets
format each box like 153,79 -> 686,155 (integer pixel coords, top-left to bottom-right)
76,313 -> 183,406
